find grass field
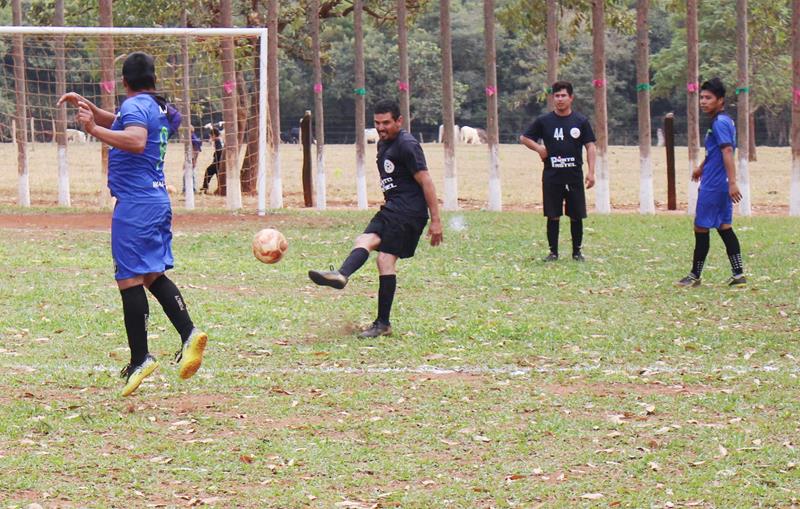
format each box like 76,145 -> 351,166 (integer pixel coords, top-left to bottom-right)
1,206 -> 799,508
0,142 -> 795,213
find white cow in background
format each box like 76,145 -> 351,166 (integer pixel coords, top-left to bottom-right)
459,125 -> 481,144
65,128 -> 86,143
438,124 -> 460,143
365,128 -> 379,143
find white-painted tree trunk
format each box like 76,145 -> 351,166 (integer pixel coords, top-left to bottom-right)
57,146 -> 70,207
639,155 -> 654,214
487,144 -> 501,211
270,148 -> 283,209
183,149 -> 195,210
594,151 -> 610,213
316,149 -> 326,210
18,143 -> 30,207
687,157 -> 699,215
356,161 -> 367,210
444,165 -> 458,211
791,156 -> 800,216
737,155 -> 751,216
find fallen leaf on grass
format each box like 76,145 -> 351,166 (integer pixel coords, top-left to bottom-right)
149,456 -> 173,464
717,445 -> 728,458
472,435 -> 491,443
504,474 -> 526,482
648,461 -> 660,471
240,454 -> 254,464
580,493 -> 604,500
334,501 -> 377,509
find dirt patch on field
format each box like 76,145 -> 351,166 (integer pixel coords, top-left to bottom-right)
540,381 -> 714,397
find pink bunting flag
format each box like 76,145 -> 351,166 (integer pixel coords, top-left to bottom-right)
485,86 -> 497,96
223,80 -> 236,95
397,81 -> 410,92
100,80 -> 115,94
686,82 -> 699,93
592,79 -> 606,89
313,83 -> 323,94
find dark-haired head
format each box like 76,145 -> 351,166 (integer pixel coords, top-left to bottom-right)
373,99 -> 401,121
551,80 -> 573,96
700,78 -> 726,99
122,52 -> 157,92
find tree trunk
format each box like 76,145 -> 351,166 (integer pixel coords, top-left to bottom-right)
268,0 -> 283,208
636,0 -> 654,213
219,0 -> 242,208
54,0 -> 69,206
181,8 -> 195,210
749,110 -> 757,161
398,0 -> 411,131
484,0 -> 501,211
687,0 -> 700,214
791,0 -> 800,215
12,0 -> 29,207
99,0 -> 114,208
592,0 -> 610,213
546,0 -> 558,111
311,0 -> 327,209
240,43 -> 260,194
354,0 -> 368,209
736,0 -> 751,215
441,0 -> 458,210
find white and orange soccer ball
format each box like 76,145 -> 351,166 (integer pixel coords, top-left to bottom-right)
252,228 -> 288,264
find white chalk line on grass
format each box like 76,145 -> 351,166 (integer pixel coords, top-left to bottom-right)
0,362 -> 796,378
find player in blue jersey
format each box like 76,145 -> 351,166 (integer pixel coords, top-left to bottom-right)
677,78 -> 746,287
57,52 -> 207,396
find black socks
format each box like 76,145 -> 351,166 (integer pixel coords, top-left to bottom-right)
718,228 -> 744,276
570,219 -> 583,254
546,219 -> 559,255
120,285 -> 149,366
691,231 -> 710,278
339,247 -> 370,277
148,275 -> 194,343
377,275 -> 397,325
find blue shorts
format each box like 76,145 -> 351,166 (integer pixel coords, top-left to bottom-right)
695,189 -> 733,229
111,201 -> 174,280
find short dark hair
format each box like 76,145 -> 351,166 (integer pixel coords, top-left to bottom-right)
373,99 -> 401,120
700,78 -> 726,99
122,52 -> 157,91
551,80 -> 573,96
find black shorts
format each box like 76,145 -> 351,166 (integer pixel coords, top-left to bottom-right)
364,208 -> 428,259
542,180 -> 587,219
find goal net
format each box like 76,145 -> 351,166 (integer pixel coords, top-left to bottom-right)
0,27 -> 271,213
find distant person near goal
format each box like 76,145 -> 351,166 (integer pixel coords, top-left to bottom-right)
519,80 -> 596,262
676,77 -> 746,288
57,52 -> 207,397
307,99 -> 443,338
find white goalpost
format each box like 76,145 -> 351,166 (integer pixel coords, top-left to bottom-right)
0,26 -> 274,215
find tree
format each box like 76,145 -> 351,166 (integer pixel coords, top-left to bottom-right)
354,0 -> 367,209
440,0 -> 458,210
736,0 -> 752,215
99,0 -> 113,208
792,0 -> 800,215
180,7 -> 196,210
484,0 -> 500,210
687,0 -> 700,214
636,0 -> 653,213
220,0 -> 242,209
12,0 -> 30,207
398,0 -> 411,130
54,0 -> 69,207
268,0 -> 283,208
311,0 -> 327,209
593,0 -> 611,213
546,0 -> 558,111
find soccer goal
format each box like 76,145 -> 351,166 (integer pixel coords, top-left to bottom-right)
0,26 -> 276,214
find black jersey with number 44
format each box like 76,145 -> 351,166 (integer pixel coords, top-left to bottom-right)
376,129 -> 429,218
522,111 -> 596,184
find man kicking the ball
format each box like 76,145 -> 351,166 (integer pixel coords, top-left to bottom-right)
308,99 -> 443,338
676,77 -> 746,287
58,52 -> 207,396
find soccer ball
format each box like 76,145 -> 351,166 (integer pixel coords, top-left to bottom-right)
252,228 -> 288,264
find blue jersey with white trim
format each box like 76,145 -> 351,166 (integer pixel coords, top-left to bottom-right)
701,112 -> 736,193
107,93 -> 170,204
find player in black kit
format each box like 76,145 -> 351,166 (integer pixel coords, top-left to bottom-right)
308,99 -> 443,338
520,81 -> 596,261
